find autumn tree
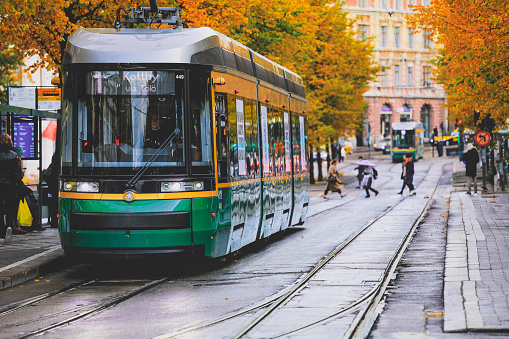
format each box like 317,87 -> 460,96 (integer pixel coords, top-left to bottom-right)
0,0 -> 377,148
0,0 -> 137,74
409,1 -> 509,129
0,46 -> 22,104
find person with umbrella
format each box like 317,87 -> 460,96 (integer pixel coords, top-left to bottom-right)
355,159 -> 379,198
321,159 -> 345,199
354,156 -> 366,188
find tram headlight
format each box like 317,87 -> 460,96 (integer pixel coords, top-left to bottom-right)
77,181 -> 100,193
63,181 -> 75,192
161,182 -> 183,192
192,181 -> 204,190
161,181 -> 205,192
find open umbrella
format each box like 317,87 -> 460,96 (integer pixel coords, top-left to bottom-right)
354,159 -> 376,167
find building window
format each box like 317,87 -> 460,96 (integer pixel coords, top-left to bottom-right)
423,66 -> 432,87
408,28 -> 414,48
407,0 -> 414,7
423,30 -> 433,49
395,27 -> 400,48
422,0 -> 430,6
381,68 -> 387,87
395,65 -> 400,87
381,26 -> 387,47
358,24 -> 368,40
359,0 -> 368,7
408,65 -> 414,87
394,0 -> 401,10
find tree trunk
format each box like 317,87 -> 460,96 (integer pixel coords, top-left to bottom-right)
309,146 -> 315,184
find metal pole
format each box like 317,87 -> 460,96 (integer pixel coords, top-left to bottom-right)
38,116 -> 43,228
482,147 -> 487,192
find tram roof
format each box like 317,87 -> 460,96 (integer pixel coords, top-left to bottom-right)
392,121 -> 424,131
65,27 -> 305,96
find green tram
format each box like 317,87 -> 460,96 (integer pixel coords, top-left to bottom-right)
391,121 -> 425,162
58,7 -> 309,261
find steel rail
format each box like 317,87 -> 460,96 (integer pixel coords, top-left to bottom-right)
17,277 -> 168,339
345,165 -> 444,339
267,164 -> 444,338
156,162 -> 434,339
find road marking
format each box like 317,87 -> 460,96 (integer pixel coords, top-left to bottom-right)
0,245 -> 61,273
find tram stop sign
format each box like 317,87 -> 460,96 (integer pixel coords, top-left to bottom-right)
475,130 -> 491,147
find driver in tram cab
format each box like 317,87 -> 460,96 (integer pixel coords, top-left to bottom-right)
144,112 -> 168,148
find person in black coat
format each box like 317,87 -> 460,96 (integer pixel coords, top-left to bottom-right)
461,144 -> 479,194
398,153 -> 416,196
354,156 -> 366,188
0,133 -> 24,242
42,150 -> 60,228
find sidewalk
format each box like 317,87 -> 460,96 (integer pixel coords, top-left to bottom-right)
0,226 -> 66,290
445,192 -> 509,332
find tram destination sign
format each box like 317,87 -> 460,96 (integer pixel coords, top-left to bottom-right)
87,71 -> 176,96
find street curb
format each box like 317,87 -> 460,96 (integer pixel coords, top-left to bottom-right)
0,249 -> 68,291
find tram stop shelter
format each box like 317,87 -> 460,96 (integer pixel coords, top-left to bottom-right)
0,103 -> 60,228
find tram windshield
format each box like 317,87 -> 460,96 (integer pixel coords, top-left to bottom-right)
392,129 -> 415,148
65,69 -> 213,175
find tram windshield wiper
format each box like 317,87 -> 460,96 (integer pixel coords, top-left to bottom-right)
125,127 -> 180,190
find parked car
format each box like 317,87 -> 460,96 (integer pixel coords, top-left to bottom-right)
432,130 -> 459,146
337,138 -> 353,154
373,138 -> 391,154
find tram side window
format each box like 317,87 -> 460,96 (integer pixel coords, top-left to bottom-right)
235,98 -> 247,178
215,93 -> 228,182
227,95 -> 238,179
61,69 -> 74,175
190,72 -> 213,174
284,110 -> 291,174
251,100 -> 259,175
291,114 -> 301,172
244,99 -> 254,176
268,107 -> 276,176
274,108 -> 283,175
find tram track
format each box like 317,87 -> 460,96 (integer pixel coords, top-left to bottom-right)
0,161 -> 437,339
154,161 -> 442,339
0,276 -> 169,338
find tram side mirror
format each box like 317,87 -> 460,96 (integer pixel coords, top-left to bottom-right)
81,140 -> 93,153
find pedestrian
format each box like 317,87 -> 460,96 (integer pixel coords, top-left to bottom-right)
340,145 -> 346,163
11,146 -> 27,234
361,166 -> 379,198
398,153 -> 416,196
0,133 -> 24,243
354,156 -> 366,188
42,149 -> 60,228
321,159 -> 345,199
461,144 -> 479,195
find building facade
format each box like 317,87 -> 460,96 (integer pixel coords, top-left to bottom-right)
344,0 -> 447,144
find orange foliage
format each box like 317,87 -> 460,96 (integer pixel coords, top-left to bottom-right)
0,0 -> 377,144
409,1 -> 509,129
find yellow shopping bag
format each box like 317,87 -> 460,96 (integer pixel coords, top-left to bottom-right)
17,197 -> 33,227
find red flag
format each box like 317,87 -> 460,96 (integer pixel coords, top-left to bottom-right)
42,121 -> 57,141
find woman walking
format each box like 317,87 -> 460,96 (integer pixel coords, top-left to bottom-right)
321,159 -> 345,198
0,133 -> 24,243
398,154 -> 416,196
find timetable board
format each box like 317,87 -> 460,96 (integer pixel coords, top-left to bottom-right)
12,119 -> 38,159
